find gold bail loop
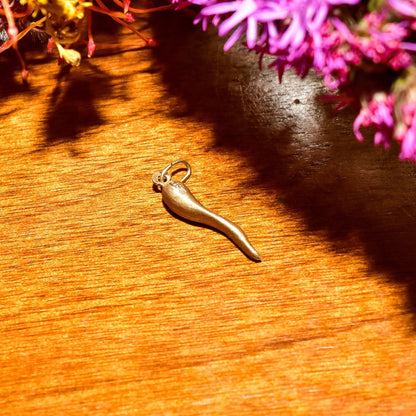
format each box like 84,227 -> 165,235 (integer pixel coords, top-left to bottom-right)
161,160 -> 192,183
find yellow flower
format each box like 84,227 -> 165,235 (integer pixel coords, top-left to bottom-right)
21,0 -> 91,20
20,0 -> 92,46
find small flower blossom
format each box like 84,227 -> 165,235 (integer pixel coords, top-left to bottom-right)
395,102 -> 416,160
356,10 -> 412,70
312,18 -> 361,90
353,93 -> 395,149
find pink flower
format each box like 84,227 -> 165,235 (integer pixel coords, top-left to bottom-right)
358,10 -> 411,70
353,93 -> 395,149
194,0 -> 360,51
312,18 -> 361,90
395,102 -> 416,161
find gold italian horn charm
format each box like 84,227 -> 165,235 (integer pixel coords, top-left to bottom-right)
152,160 -> 261,262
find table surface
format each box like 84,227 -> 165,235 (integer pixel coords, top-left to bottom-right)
2,10 -> 416,416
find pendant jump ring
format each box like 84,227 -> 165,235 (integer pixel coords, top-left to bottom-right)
152,171 -> 171,187
161,160 -> 192,184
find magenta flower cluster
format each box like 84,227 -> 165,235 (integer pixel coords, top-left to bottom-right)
175,0 -> 416,162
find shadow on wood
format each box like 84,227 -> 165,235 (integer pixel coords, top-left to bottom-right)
42,65 -> 110,150
149,11 -> 416,327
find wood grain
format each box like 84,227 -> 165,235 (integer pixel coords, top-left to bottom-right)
1,10 -> 416,415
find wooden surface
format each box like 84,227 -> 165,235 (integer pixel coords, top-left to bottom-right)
2,11 -> 416,415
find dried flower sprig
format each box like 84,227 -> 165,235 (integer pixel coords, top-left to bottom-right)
175,0 -> 416,162
0,0 -> 168,78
